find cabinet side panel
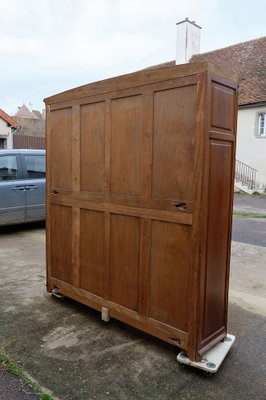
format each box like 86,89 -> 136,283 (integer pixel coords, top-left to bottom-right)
110,214 -> 140,311
80,209 -> 105,297
203,140 -> 233,339
149,221 -> 191,331
80,102 -> 105,193
50,204 -> 72,284
211,83 -> 234,131
50,108 -> 72,190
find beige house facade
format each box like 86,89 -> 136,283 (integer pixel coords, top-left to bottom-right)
0,109 -> 18,149
191,36 -> 266,191
237,105 -> 266,188
145,29 -> 266,191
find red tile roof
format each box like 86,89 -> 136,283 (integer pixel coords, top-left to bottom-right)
0,108 -> 18,128
144,37 -> 266,106
190,37 -> 266,105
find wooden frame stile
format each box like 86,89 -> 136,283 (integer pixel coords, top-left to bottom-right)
71,104 -> 81,289
196,73 -> 216,356
219,72 -> 237,348
138,89 -> 153,318
223,80 -> 238,336
188,71 -> 209,361
104,99 -> 111,301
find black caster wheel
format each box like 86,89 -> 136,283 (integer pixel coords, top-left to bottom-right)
203,370 -> 213,377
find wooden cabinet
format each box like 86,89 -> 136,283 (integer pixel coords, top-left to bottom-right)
44,62 -> 238,361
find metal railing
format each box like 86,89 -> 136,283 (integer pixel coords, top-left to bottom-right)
235,160 -> 257,189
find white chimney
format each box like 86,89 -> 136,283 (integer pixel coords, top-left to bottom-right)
176,18 -> 201,64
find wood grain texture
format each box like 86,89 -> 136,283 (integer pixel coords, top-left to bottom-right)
48,276 -> 188,348
80,102 -> 105,193
72,105 -> 80,192
211,83 -> 234,131
72,207 -> 80,288
50,204 -> 72,284
138,219 -> 151,316
152,85 -> 196,201
110,95 -> 142,196
44,62 -> 238,105
46,64 -> 238,361
149,221 -> 192,331
203,141 -> 233,339
49,196 -> 193,225
187,71 -> 209,360
109,214 -> 140,311
50,108 -> 72,190
197,76 -> 238,355
80,209 -> 105,296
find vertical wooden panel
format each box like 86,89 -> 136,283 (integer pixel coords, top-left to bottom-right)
50,205 -> 72,284
109,214 -> 140,311
203,140 -> 233,339
50,108 -> 72,190
149,221 -> 191,331
80,102 -> 105,192
80,209 -> 105,297
211,83 -> 234,131
152,86 -> 196,201
111,95 -> 142,196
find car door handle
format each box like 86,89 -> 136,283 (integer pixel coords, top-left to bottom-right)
25,185 -> 38,191
12,186 -> 26,191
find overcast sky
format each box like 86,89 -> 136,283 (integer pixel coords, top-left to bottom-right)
0,0 -> 265,115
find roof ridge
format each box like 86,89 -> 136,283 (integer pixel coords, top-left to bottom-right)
193,36 -> 266,58
0,108 -> 18,128
190,36 -> 266,105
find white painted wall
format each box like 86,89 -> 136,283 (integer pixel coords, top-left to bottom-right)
236,105 -> 266,188
0,118 -> 13,149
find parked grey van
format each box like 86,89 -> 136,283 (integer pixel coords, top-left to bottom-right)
0,149 -> 45,225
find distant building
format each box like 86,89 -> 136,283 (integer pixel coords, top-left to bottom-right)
0,108 -> 18,149
145,22 -> 266,191
11,104 -> 46,149
190,36 -> 266,191
13,104 -> 45,138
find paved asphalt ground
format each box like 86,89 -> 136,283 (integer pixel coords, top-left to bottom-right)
232,217 -> 266,247
233,193 -> 266,247
0,193 -> 265,400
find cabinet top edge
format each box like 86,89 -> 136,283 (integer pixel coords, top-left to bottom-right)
44,61 -> 239,106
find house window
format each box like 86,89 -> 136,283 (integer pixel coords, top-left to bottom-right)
0,138 -> 7,149
258,113 -> 266,137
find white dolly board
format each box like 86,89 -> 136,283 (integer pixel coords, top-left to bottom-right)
177,334 -> 235,374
